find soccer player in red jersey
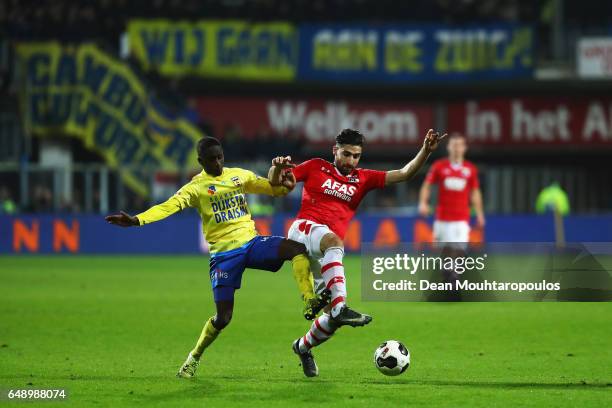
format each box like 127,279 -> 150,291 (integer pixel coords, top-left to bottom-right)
418,134 -> 485,246
269,128 -> 446,377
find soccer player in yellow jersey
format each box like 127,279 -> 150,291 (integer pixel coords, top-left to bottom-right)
105,137 -> 326,378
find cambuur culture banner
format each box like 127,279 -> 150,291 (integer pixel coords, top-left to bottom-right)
126,20 -> 533,82
16,42 -> 203,196
127,19 -> 297,81
298,23 -> 534,82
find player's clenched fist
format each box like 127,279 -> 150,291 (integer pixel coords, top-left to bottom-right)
105,211 -> 139,227
423,129 -> 447,152
280,171 -> 297,190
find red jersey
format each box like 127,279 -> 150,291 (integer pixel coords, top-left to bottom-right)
424,159 -> 479,222
291,158 -> 386,238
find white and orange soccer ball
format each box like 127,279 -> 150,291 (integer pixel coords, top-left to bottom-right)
374,340 -> 410,376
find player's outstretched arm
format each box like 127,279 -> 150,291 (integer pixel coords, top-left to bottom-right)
385,129 -> 447,186
106,182 -> 196,227
105,211 -> 139,227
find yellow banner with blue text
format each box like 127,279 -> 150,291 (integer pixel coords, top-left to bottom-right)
127,19 -> 297,81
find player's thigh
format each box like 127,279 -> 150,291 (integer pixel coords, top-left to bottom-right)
244,236 -> 286,272
285,222 -> 328,293
214,291 -> 235,310
450,221 -> 470,243
276,238 -> 307,261
433,221 -> 448,242
288,220 -> 311,250
288,219 -> 330,258
453,222 -> 470,250
311,224 -> 341,257
434,221 -> 469,251
209,251 -> 247,294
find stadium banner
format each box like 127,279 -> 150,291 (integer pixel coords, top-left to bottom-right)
1,214 -> 612,254
126,20 -> 532,83
447,98 -> 612,146
297,23 -> 534,82
194,96 -> 434,145
15,42 -> 204,196
127,19 -> 297,81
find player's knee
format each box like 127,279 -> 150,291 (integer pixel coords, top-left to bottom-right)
283,239 -> 307,259
320,233 -> 344,253
214,311 -> 233,329
292,241 -> 307,257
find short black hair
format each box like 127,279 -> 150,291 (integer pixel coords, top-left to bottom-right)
197,137 -> 222,158
336,129 -> 364,146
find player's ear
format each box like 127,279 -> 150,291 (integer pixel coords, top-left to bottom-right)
332,145 -> 338,155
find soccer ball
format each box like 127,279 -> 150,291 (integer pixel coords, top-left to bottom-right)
373,340 -> 410,376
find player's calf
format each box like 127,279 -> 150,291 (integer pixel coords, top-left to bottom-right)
180,309 -> 228,378
282,240 -> 320,313
320,246 -> 349,315
318,241 -> 373,325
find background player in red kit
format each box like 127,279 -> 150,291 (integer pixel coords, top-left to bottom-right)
269,128 -> 446,377
418,134 -> 485,246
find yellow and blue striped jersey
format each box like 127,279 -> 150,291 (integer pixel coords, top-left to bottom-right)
136,167 -> 289,253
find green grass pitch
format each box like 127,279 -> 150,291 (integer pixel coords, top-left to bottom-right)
1,256 -> 611,407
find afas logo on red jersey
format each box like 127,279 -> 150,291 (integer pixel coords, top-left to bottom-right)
321,179 -> 357,196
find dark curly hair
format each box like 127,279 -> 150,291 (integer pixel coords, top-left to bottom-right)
336,129 -> 364,146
